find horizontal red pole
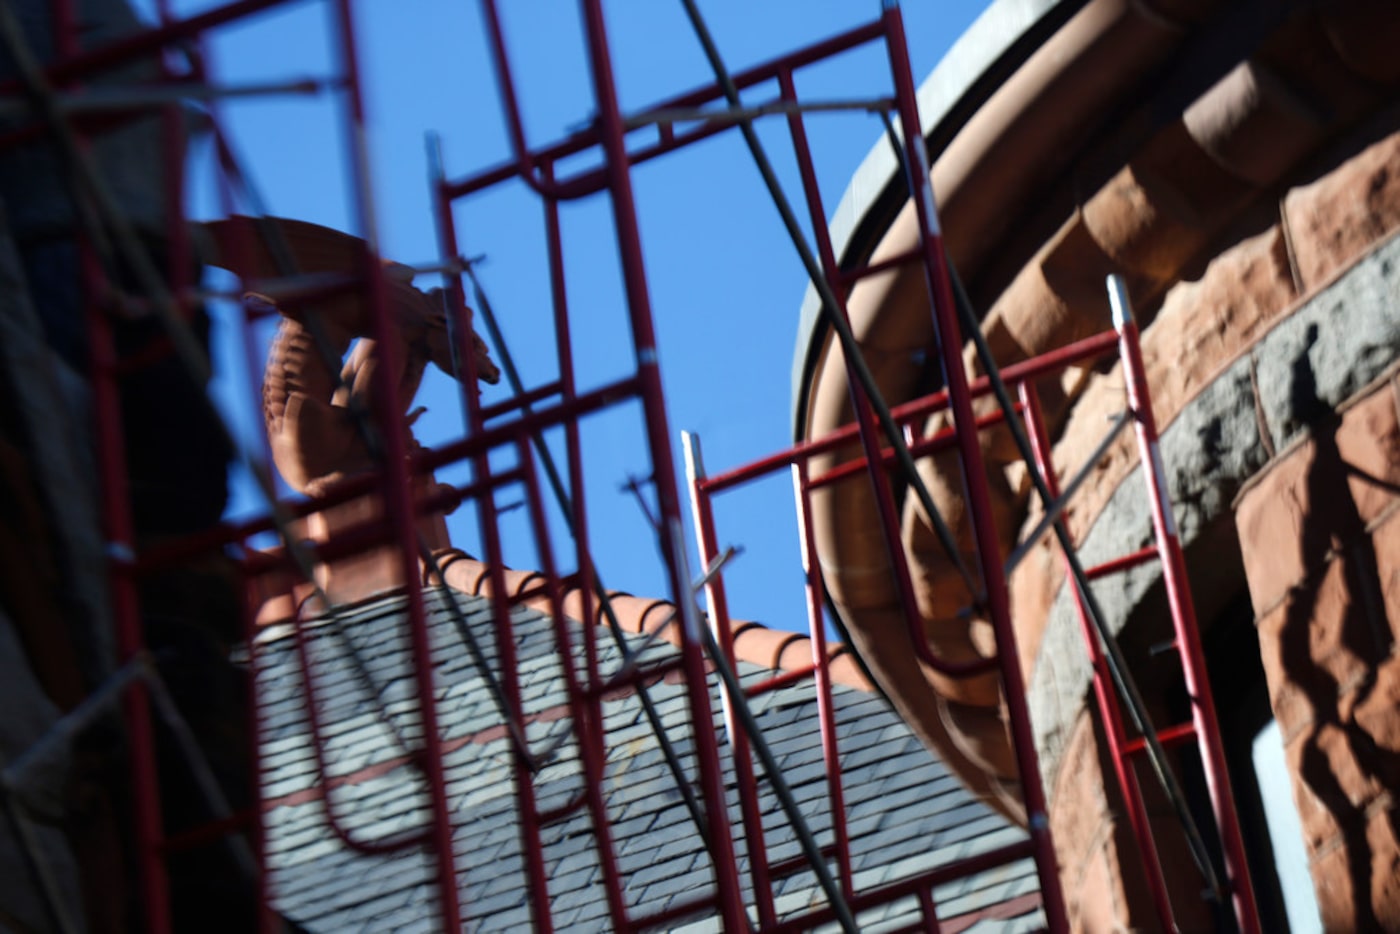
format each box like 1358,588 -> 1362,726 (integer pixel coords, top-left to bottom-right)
425,375 -> 641,473
583,656 -> 687,702
443,20 -> 886,199
743,664 -> 818,697
479,380 -> 564,421
767,842 -> 838,879
700,330 -> 1121,495
5,0 -> 302,91
809,405 -> 1017,491
1086,546 -> 1159,580
837,245 -> 922,289
765,837 -> 1038,934
133,468 -> 524,576
1122,721 -> 1197,757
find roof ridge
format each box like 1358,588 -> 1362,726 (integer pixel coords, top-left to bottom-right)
429,548 -> 874,693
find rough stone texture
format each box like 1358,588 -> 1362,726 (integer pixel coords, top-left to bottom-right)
1284,123 -> 1400,293
1012,220 -> 1295,654
1026,224 -> 1400,792
1235,373 -> 1400,931
1047,686 -> 1219,932
1011,133 -> 1400,929
1050,712 -> 1128,934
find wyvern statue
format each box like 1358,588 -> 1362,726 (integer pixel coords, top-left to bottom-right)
201,217 -> 500,497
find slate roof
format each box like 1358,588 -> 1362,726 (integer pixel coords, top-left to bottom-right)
255,587 -> 1042,932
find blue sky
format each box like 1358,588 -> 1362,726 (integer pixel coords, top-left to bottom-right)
165,0 -> 986,634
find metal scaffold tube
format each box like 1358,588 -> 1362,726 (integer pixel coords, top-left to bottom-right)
877,6 -> 1070,927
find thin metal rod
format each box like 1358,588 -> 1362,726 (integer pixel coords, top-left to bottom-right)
612,545 -> 740,673
923,247 -> 1225,912
514,438 -> 631,930
794,459 -> 856,896
0,77 -> 322,117
330,0 -> 460,921
460,10 -> 886,201
697,615 -> 860,934
143,664 -> 258,879
210,164 -> 524,771
575,2 -> 748,927
937,255 -> 1223,902
428,139 -> 719,884
1,658 -> 145,793
2,0 -> 190,900
696,330 -> 1121,496
880,27 -> 1226,920
624,95 -> 894,129
682,431 -> 778,928
1020,384 -> 1178,931
1,793 -> 83,934
775,64 -> 983,679
1003,409 -> 1131,577
677,0 -> 979,604
877,7 -> 1068,927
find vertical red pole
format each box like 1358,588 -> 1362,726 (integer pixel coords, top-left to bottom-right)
1108,276 -> 1260,934
329,2 -> 461,927
574,2 -> 746,928
430,130 -> 554,934
793,460 -> 855,895
88,276 -> 172,934
516,437 -> 631,930
880,5 -> 1069,929
239,572 -> 275,934
1020,382 -> 1178,930
683,433 -> 778,928
776,68 -> 932,663
51,0 -> 173,926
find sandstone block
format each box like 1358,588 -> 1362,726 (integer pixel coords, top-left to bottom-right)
1334,377 -> 1400,528
1285,128 -> 1400,292
1352,650 -> 1400,755
1051,711 -> 1111,878
1235,441 -> 1315,616
1366,807 -> 1400,930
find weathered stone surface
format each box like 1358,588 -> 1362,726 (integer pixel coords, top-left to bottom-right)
1027,227 -> 1400,790
1051,711 -> 1124,934
1375,506 -> 1400,645
1235,443 -> 1313,617
1287,720 -> 1386,834
304,480 -> 451,607
1311,838 -> 1360,931
1254,238 -> 1400,447
1335,376 -> 1400,528
1068,847 -> 1124,934
1235,371 -> 1400,931
1367,808 -> 1400,929
1285,127 -> 1400,293
1254,600 -> 1316,742
1050,712 -> 1110,882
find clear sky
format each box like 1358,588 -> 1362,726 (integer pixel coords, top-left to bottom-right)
161,0 -> 988,634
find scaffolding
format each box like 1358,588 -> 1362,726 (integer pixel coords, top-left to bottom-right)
0,0 -> 1262,931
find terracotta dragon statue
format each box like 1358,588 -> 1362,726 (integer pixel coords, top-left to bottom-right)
201,216 -> 500,497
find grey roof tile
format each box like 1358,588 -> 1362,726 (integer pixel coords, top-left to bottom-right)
257,587 -> 1039,930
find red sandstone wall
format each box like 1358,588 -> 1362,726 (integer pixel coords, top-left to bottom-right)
1236,372 -> 1400,931
1028,121 -> 1400,932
